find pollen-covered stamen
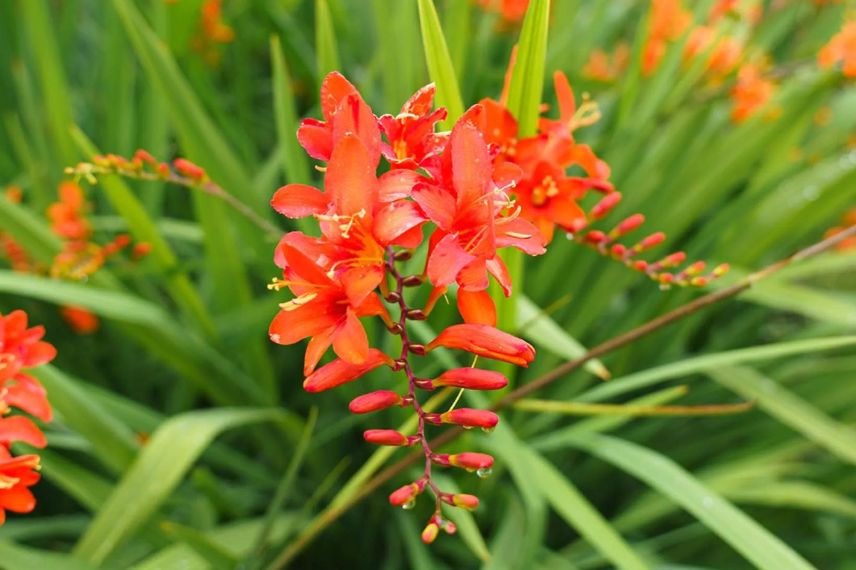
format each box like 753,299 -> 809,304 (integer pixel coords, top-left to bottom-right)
530,175 -> 560,207
278,292 -> 318,312
314,208 -> 367,239
567,96 -> 602,131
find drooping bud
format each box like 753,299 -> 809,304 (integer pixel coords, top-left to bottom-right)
424,408 -> 499,429
389,480 -> 427,507
432,368 -> 508,390
612,213 -> 645,236
635,232 -> 666,251
589,192 -> 622,219
446,493 -> 480,510
428,324 -> 535,367
433,452 -> 494,472
584,230 -> 607,244
349,390 -> 403,414
363,429 -> 418,446
421,521 -> 440,544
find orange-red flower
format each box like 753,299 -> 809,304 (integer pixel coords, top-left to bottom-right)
818,20 -> 856,77
47,181 -> 90,241
0,310 -> 53,528
303,350 -> 393,393
643,0 -> 693,75
730,62 -> 776,123
60,305 -> 100,334
379,84 -> 448,169
0,448 -> 41,526
476,0 -> 530,23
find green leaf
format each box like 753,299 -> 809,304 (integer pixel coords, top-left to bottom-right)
504,0 -> 551,137
0,541 -> 95,570
32,365 -> 139,473
270,36 -> 312,186
708,366 -> 856,467
417,0 -> 465,124
579,336 -> 856,403
314,0 -> 340,81
484,423 -> 649,570
517,295 -> 610,379
564,433 -> 816,570
73,408 -> 288,564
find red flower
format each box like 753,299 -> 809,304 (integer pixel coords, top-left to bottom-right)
431,368 -> 509,390
297,72 -> 381,164
818,20 -> 856,78
47,181 -> 90,241
0,448 -> 41,526
349,390 -> 404,414
379,84 -> 448,168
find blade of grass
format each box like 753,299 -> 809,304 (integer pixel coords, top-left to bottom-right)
565,432 -> 815,570
417,0 -> 465,124
73,408 -> 289,565
709,366 -> 856,467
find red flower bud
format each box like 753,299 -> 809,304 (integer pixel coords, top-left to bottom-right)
363,429 -> 416,446
438,408 -> 499,429
713,263 -> 730,277
659,251 -> 686,267
614,213 -> 645,236
589,192 -> 622,219
433,368 -> 508,390
584,230 -> 607,244
389,480 -> 426,506
173,158 -> 207,181
447,493 -> 480,510
636,232 -> 666,251
433,452 -> 494,471
349,390 -> 403,414
428,324 -> 535,367
421,522 -> 439,544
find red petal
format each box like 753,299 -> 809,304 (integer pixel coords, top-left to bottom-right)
4,374 -> 52,422
271,184 -> 329,218
269,304 -> 337,346
426,233 -> 477,288
496,217 -> 546,255
402,83 -> 436,115
297,119 -> 333,161
553,71 -> 576,125
378,169 -> 423,202
0,416 -> 47,448
303,348 -> 391,392
304,334 -> 333,376
320,71 -> 359,120
428,324 -> 535,367
332,308 -> 369,364
373,201 -> 425,245
457,289 -> 497,326
451,120 -> 491,208
325,136 -> 378,218
412,183 -> 457,231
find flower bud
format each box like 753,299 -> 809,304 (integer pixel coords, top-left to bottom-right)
421,522 -> 439,544
713,263 -> 730,277
302,349 -> 392,392
363,429 -> 417,446
614,213 -> 645,236
437,408 -> 499,429
635,232 -> 666,251
173,158 -> 207,181
450,493 -> 480,510
432,368 -> 508,390
389,480 -> 426,506
584,230 -> 607,244
589,192 -> 622,219
428,325 -> 535,367
433,452 -> 494,471
349,390 -> 403,414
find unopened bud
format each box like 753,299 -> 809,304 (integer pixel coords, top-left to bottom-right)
174,158 -> 206,181
433,452 -> 495,471
394,250 -> 413,261
385,291 -> 401,303
590,192 -> 622,219
433,368 -> 508,390
401,275 -> 424,287
363,429 -> 417,446
449,493 -> 480,510
389,480 -> 426,506
349,390 -> 403,414
610,243 -> 627,258
659,251 -> 686,267
685,261 -> 706,275
584,230 -> 607,244
690,276 -> 709,287
406,309 -> 426,320
438,408 -> 499,429
421,522 -> 439,544
614,214 -> 645,236
409,344 -> 426,356
713,263 -> 730,277
636,232 -> 666,251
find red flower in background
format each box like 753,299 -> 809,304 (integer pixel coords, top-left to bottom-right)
0,310 -> 54,527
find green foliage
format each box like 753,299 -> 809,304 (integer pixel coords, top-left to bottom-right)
0,0 -> 854,569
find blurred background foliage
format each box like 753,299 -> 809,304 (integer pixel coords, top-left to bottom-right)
0,0 -> 855,568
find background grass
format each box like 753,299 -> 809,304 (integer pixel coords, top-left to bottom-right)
0,0 -> 855,568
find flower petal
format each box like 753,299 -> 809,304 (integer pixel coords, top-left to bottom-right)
303,348 -> 391,392
457,289 -> 497,326
271,184 -> 329,218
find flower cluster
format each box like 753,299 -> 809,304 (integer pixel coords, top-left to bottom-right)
269,71 -> 544,541
269,69 -> 726,542
819,19 -> 856,78
1,181 -> 149,334
0,310 -> 54,525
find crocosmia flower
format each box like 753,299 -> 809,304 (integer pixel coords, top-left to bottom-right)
0,310 -> 54,527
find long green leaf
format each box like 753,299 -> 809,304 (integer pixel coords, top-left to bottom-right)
417,0 -> 465,124
709,366 -> 856,466
565,433 -> 815,570
504,0 -> 551,137
74,408 -> 287,564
